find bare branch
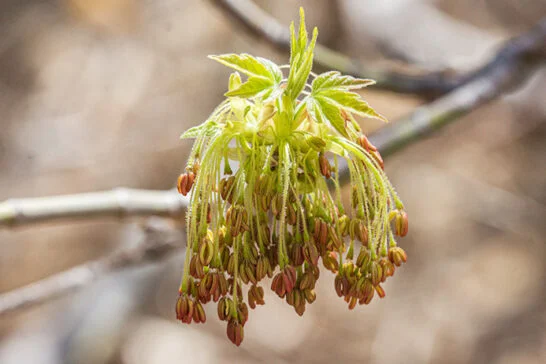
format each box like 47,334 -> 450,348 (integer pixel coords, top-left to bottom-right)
212,0 -> 545,97
0,188 -> 187,228
365,17 -> 546,158
0,217 -> 184,316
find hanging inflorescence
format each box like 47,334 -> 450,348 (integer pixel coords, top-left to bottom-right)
175,9 -> 408,346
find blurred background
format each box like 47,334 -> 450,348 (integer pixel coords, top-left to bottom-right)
0,0 -> 545,363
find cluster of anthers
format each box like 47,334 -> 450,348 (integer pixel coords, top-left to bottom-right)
175,9 -> 408,346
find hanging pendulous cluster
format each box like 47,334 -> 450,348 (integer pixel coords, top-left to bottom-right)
175,9 -> 408,346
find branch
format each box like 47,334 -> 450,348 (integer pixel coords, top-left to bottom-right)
365,17 -> 546,158
212,0 -> 545,97
0,188 -> 187,228
0,217 -> 183,316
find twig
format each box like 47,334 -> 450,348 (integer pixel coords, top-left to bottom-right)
0,188 -> 187,228
0,217 -> 184,316
212,0 -> 545,97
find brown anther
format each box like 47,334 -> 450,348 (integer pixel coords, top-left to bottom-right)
303,243 -> 320,266
217,297 -> 228,321
195,301 -> 207,323
287,203 -> 297,225
375,284 -> 386,298
348,296 -> 358,310
379,258 -> 395,280
388,246 -> 408,267
395,210 -> 409,237
237,302 -> 249,325
294,302 -> 306,316
303,289 -> 316,304
334,274 -> 343,297
175,294 -> 189,321
177,173 -> 191,196
226,319 -> 244,346
359,280 -> 374,305
194,258 -> 205,279
370,261 -> 383,287
356,247 -> 371,268
319,153 -> 331,179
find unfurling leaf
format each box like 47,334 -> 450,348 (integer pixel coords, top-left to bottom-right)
210,54 -> 282,99
312,71 -> 375,91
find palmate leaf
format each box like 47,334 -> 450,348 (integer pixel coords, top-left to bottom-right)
209,54 -> 282,98
315,89 -> 386,122
308,70 -> 387,135
225,76 -> 275,98
312,71 -> 375,91
307,97 -> 350,138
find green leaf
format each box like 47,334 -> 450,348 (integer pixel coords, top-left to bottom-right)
297,8 -> 308,60
312,71 -> 375,91
180,121 -> 218,139
288,27 -> 317,100
210,53 -> 282,99
315,89 -> 387,122
257,57 -> 283,83
310,71 -> 387,126
289,8 -> 307,73
225,76 -> 274,98
310,97 -> 349,137
228,72 -> 242,91
209,54 -> 271,79
286,8 -> 318,100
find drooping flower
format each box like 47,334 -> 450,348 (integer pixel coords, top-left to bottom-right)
175,8 -> 408,346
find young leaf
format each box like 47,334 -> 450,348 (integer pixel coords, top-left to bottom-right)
297,7 -> 308,61
308,97 -> 349,138
286,8 -> 318,100
315,89 -> 386,122
288,27 -> 318,100
180,121 -> 218,139
257,57 -> 283,83
225,76 -> 274,98
209,54 -> 272,79
310,71 -> 387,127
228,72 -> 242,91
312,71 -> 375,91
210,54 -> 282,99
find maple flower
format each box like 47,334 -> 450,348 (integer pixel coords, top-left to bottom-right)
175,8 -> 408,346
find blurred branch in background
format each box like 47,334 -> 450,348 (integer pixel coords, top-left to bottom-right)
0,217 -> 183,316
363,17 -> 546,158
0,5 -> 545,318
212,0 -> 545,97
0,188 -> 186,228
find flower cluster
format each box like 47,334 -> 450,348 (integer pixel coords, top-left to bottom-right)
176,9 -> 408,346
